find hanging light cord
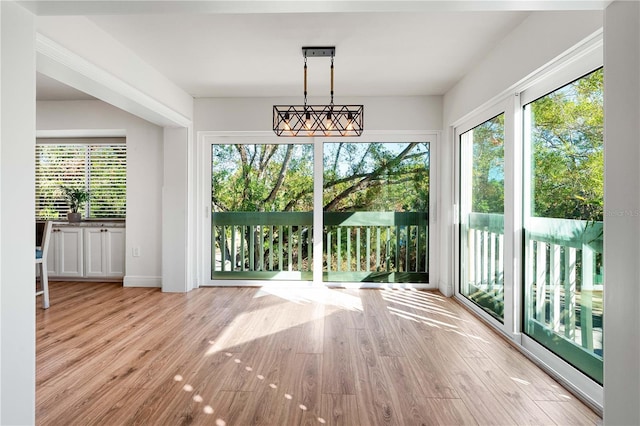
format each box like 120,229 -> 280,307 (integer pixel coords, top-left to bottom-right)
330,53 -> 334,107
303,53 -> 308,109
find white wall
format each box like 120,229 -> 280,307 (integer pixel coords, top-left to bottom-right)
195,96 -> 442,133
0,3 -> 36,424
603,2 -> 640,424
440,10 -> 603,296
37,100 -> 164,287
162,127 -> 189,292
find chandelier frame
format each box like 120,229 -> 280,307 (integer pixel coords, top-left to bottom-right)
273,46 -> 364,137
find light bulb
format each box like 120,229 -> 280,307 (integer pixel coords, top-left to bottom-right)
325,112 -> 334,130
283,112 -> 291,131
305,112 -> 312,130
346,112 -> 354,131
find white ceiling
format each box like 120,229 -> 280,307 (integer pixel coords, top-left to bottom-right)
30,1 -> 608,102
85,11 -> 528,98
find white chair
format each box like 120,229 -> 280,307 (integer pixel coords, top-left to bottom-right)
36,221 -> 53,309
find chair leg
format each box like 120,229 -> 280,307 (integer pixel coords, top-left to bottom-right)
40,262 -> 50,309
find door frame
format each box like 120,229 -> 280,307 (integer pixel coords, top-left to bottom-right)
196,130 -> 440,288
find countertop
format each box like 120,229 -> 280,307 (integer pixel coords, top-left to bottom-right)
52,221 -> 126,228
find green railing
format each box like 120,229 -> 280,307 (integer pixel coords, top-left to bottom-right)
212,211 -> 429,282
463,213 -> 505,319
212,212 -> 313,280
525,216 -> 604,384
324,212 -> 428,282
464,213 -> 604,383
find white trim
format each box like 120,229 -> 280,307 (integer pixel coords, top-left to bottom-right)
454,293 -> 520,343
36,129 -> 126,138
36,33 -> 192,128
123,275 -> 161,288
519,41 -> 603,105
521,335 -> 603,415
312,139 -> 324,285
453,101 -> 510,337
199,280 -> 437,290
36,137 -> 125,145
21,1 -> 612,15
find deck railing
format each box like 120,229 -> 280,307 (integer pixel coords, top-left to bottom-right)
467,213 -> 505,294
465,212 -> 603,383
324,212 -> 429,282
212,211 -> 429,282
212,212 -> 313,280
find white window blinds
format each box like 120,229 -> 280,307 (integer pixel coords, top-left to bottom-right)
35,139 -> 126,219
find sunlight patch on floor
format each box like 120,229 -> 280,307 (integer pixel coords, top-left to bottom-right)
254,287 -> 363,311
387,306 -> 458,329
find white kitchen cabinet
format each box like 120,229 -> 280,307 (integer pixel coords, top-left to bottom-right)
48,227 -> 84,278
84,227 -> 126,278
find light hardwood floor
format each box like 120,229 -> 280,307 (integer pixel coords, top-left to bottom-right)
36,281 -> 601,425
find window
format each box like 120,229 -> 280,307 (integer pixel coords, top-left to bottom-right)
210,143 -> 313,279
523,68 -> 604,384
35,139 -> 127,219
323,142 -> 430,283
459,114 -> 505,321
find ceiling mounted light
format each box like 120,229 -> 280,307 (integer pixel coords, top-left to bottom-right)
273,46 -> 364,137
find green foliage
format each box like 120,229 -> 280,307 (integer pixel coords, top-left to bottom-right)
322,142 -> 430,212
59,185 -> 90,213
530,68 -> 603,221
470,114 -> 505,214
212,144 -> 313,212
466,69 -> 603,222
211,142 -> 430,214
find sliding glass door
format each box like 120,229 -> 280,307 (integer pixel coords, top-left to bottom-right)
204,135 -> 435,286
323,142 -> 430,283
523,68 -> 604,384
210,143 -> 314,280
459,115 -> 505,321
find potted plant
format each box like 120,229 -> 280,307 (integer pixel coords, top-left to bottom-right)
60,186 -> 90,222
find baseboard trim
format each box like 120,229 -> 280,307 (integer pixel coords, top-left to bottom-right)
123,275 -> 162,288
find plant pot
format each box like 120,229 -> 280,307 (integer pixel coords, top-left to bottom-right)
67,212 -> 82,223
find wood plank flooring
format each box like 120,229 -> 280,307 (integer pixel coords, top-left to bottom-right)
36,282 -> 601,426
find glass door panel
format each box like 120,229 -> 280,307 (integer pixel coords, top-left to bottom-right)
523,68 -> 604,383
459,114 -> 505,321
322,142 -> 430,283
211,143 -> 313,280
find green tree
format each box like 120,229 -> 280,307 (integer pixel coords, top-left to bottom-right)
471,114 -> 504,214
530,68 -> 603,221
322,142 -> 430,212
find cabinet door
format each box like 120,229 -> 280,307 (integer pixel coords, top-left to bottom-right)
58,227 -> 84,277
47,230 -> 60,276
105,228 -> 126,277
84,228 -> 126,278
84,228 -> 106,277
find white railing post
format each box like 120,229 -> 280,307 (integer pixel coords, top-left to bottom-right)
581,244 -> 595,350
564,248 -> 577,339
489,231 -> 496,290
497,233 -> 504,287
536,241 -> 548,324
550,244 -> 561,331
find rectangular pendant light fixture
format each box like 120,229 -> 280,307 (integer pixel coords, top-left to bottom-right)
273,47 -> 364,137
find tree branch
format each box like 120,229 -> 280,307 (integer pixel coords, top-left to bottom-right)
324,143 -> 419,211
264,144 -> 293,205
